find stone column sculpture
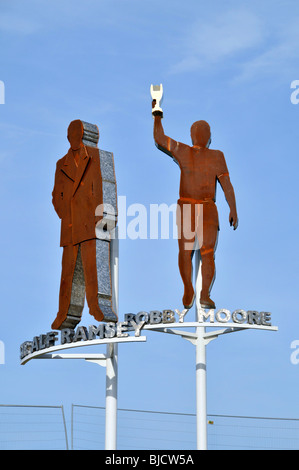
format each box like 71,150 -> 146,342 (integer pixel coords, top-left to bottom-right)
51,120 -> 118,330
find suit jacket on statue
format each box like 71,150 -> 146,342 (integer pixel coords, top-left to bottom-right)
52,145 -> 103,247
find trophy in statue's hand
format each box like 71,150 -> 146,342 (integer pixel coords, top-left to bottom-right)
150,84 -> 163,117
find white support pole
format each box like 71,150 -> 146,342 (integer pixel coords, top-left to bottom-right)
105,228 -> 119,450
194,249 -> 207,450
105,342 -> 118,449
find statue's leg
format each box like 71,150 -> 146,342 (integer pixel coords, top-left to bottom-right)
52,244 -> 85,330
200,202 -> 219,309
80,239 -> 104,322
178,239 -> 195,308
177,201 -> 196,309
200,248 -> 216,308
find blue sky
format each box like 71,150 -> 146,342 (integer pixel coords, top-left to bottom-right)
0,0 -> 299,448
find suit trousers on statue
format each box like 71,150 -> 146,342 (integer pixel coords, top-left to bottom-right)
51,236 -> 118,330
58,239 -> 100,323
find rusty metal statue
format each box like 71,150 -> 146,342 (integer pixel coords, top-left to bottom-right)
151,85 -> 238,310
51,119 -> 118,330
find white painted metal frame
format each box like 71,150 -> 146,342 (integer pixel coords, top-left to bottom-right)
21,228 -> 145,451
22,232 -> 278,451
142,249 -> 278,450
20,336 -> 146,365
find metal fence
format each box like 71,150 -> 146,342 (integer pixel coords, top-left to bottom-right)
207,414 -> 299,450
0,405 -> 68,450
0,404 -> 298,450
71,405 -> 197,450
71,405 -> 299,450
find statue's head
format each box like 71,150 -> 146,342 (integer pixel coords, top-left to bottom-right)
191,120 -> 211,148
67,120 -> 84,150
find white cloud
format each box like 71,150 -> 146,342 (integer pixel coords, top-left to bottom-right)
171,8 -> 264,74
234,17 -> 299,82
170,6 -> 299,84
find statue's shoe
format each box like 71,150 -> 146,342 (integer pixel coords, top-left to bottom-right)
183,287 -> 195,310
200,296 -> 215,310
89,305 -> 104,322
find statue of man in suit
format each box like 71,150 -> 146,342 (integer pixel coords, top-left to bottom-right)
51,119 -> 118,330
